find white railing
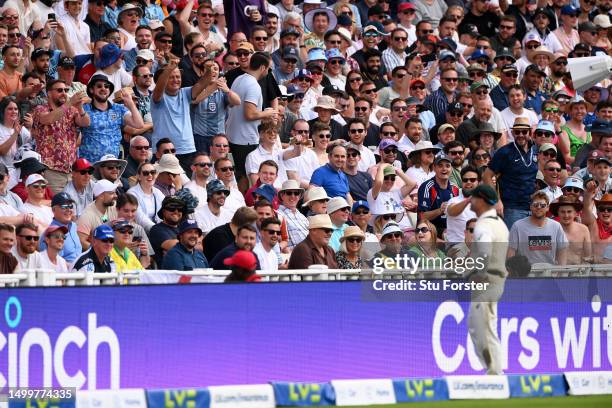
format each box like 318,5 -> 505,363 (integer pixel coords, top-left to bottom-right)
1,264 -> 611,287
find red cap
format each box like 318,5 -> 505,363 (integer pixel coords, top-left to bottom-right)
398,3 -> 415,11
44,225 -> 69,236
72,158 -> 93,171
223,250 -> 257,270
410,78 -> 425,88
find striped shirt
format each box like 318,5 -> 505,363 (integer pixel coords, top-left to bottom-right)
382,48 -> 407,73
277,205 -> 309,249
424,88 -> 456,119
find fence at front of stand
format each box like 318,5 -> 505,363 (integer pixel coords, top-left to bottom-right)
0,264 -> 610,287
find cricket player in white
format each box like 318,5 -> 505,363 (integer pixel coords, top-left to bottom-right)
467,185 -> 509,375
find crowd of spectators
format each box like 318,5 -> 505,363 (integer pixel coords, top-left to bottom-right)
0,0 -> 610,279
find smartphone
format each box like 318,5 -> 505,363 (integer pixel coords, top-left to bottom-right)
133,236 -> 142,243
48,13 -> 56,21
421,53 -> 436,63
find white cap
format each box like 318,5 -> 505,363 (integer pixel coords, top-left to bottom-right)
148,19 -> 164,30
93,179 -> 118,197
327,197 -> 350,214
25,174 -> 46,187
136,49 -> 155,61
381,221 -> 402,237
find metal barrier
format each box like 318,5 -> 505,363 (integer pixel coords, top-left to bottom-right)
4,264 -> 612,287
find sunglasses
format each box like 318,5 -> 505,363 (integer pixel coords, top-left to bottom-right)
193,162 -> 212,168
513,129 -> 530,136
475,89 -> 489,96
346,237 -> 363,243
597,207 -> 612,213
78,169 -> 94,175
100,238 -> 115,244
136,58 -> 150,65
563,187 -> 582,193
411,85 -> 425,90
462,177 -> 477,183
329,59 -> 345,65
526,44 -> 540,49
321,228 -> 333,234
423,150 -> 436,155
219,166 -> 234,172
385,232 -> 403,239
419,29 -> 434,35
382,131 -> 397,137
393,36 -> 408,42
546,167 -> 562,172
554,60 -> 568,66
214,143 -> 229,148
318,133 -> 332,139
543,107 -> 560,113
95,84 -> 111,89
236,51 -> 251,57
253,36 -> 268,41
503,72 -> 519,78
500,25 -> 514,30
141,170 -> 157,176
415,227 -> 430,234
474,153 -> 490,160
30,183 -> 47,189
349,77 -> 362,83
442,77 -> 458,82
382,214 -> 396,221
8,33 -> 21,38
158,39 -> 173,44
226,61 -> 240,67
449,111 -> 463,118
133,145 -> 150,151
102,165 -> 121,170
531,202 -> 548,209
402,9 -> 416,14
349,128 -> 365,134
354,106 -> 369,112
448,150 -> 463,156
469,71 -> 485,78
326,40 -> 342,45
264,229 -> 282,236
541,150 -> 556,157
48,234 -> 66,240
59,203 -> 74,209
116,228 -> 134,235
347,152 -> 360,158
383,148 -> 398,154
19,235 -> 40,241
192,52 -> 207,59
164,207 -> 183,213
393,106 -> 408,112
383,175 -> 396,181
362,89 -> 377,94
461,103 -> 473,109
283,190 -> 301,196
354,209 -> 369,215
53,87 -> 70,93
535,131 -> 553,138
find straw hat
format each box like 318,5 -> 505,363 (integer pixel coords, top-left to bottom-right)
154,154 -> 183,175
339,226 -> 365,242
278,179 -> 304,194
312,95 -> 340,113
531,46 -> 554,60
511,117 -> 531,129
308,214 -> 334,229
302,186 -> 330,207
408,140 -> 441,159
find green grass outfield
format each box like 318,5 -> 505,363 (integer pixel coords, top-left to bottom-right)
317,395 -> 612,408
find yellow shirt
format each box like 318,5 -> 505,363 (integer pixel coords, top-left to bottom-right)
110,246 -> 144,272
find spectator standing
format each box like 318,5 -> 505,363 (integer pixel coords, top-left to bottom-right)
32,79 -> 90,193
59,0 -> 91,56
85,0 -> 112,43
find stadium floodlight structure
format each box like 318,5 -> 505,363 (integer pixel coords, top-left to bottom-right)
567,55 -> 612,92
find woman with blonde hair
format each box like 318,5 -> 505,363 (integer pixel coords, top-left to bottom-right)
336,226 -> 365,269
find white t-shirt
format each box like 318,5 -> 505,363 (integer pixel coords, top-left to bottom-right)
405,166 -> 434,190
21,202 -> 53,226
253,242 -> 278,272
93,68 -> 133,98
39,250 -> 69,273
194,204 -> 233,235
285,148 -> 320,184
0,202 -> 20,217
356,145 -> 377,173
245,145 -> 291,188
445,192 -> 477,243
184,180 -> 208,209
12,247 -> 45,270
224,186 -> 246,214
367,188 -> 412,230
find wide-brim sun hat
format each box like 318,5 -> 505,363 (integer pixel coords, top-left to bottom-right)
304,8 -> 337,33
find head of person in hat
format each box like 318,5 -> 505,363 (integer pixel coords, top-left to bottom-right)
408,140 -> 441,170
302,186 -> 330,214
224,250 -> 259,281
87,74 -> 114,102
43,224 -> 69,255
531,46 -> 554,68
206,179 -> 230,209
25,174 -> 49,205
92,179 -> 118,209
561,176 -> 584,200
467,63 -> 486,83
327,196 -> 350,227
96,43 -> 124,70
176,219 -> 203,251
523,64 -> 547,92
494,47 -> 516,66
511,117 -> 533,148
307,213 -> 334,247
338,225 -> 365,261
157,196 -> 186,225
57,56 -> 77,85
278,179 -> 303,209
444,102 -> 465,128
324,48 -> 345,76
469,184 -> 498,216
594,193 -> 612,224
312,95 -> 340,122
31,48 -> 53,77
279,46 -> 300,74
94,154 -> 127,183
90,224 -> 115,260
51,192 -> 76,224
351,199 -> 371,229
379,221 -> 403,254
71,157 -> 94,192
110,218 -> 136,253
538,142 -> 558,164
305,7 -> 337,36
118,3 -> 143,32
252,184 -> 276,204
154,154 -> 183,191
550,194 -> 582,217
588,118 -> 612,147
471,122 -> 501,151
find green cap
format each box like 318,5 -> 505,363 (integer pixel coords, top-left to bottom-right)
471,184 -> 498,205
383,166 -> 396,176
470,81 -> 489,93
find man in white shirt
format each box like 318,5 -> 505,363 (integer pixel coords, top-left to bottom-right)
253,217 -> 282,272
446,166 -> 479,251
39,225 -> 70,272
500,85 -> 539,136
397,116 -> 422,155
213,157 -> 245,214
59,0 -> 91,56
12,222 -> 44,270
346,118 -> 376,171
194,179 -> 232,236
184,153 -> 213,208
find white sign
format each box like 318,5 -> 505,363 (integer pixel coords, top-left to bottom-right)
76,388 -> 147,407
331,379 -> 396,406
565,371 -> 612,395
446,375 -> 510,399
208,384 -> 275,408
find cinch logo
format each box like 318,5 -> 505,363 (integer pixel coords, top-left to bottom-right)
0,296 -> 120,390
403,379 -> 435,399
288,383 -> 322,404
519,375 -> 552,395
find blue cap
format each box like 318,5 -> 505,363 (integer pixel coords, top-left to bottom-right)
93,225 -> 114,240
352,200 -> 369,213
561,5 -> 579,15
253,184 -> 276,203
536,120 -> 555,133
439,37 -> 457,52
286,84 -> 304,95
468,50 -> 489,61
325,48 -> 345,61
588,118 -> 612,135
51,192 -> 75,207
307,47 -> 327,62
178,219 -> 202,235
96,43 -> 123,69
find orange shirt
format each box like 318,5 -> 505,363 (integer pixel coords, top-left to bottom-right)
0,69 -> 22,98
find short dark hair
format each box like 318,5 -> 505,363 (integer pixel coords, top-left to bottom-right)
353,96 -> 372,107
249,52 -> 271,70
237,224 -> 257,236
460,165 -> 481,180
46,79 -> 66,92
231,207 -> 258,227
347,117 -> 366,129
214,157 -> 232,170
259,159 -> 278,172
261,217 -> 281,230
155,138 -> 173,150
116,193 -> 139,209
2,45 -> 19,56
22,71 -> 42,85
0,223 -> 14,233
254,199 -> 273,210
405,116 -> 422,127
136,25 -> 152,34
444,140 -> 464,153
324,30 -> 341,41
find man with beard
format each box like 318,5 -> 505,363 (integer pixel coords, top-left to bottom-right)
430,102 -> 465,144
149,196 -> 185,267
123,25 -> 154,73
272,27 -> 302,69
12,223 -> 44,270
181,43 -> 208,87
194,179 -> 232,236
484,117 -> 539,229
77,180 -> 118,249
209,224 -> 261,270
508,191 -> 568,265
253,217 -> 282,272
33,79 -> 90,193
184,153 -> 214,207
361,49 -> 386,90
161,219 -> 208,271
352,22 -> 388,77
80,74 -> 144,163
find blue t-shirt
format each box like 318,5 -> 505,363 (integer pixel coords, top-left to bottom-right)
80,102 -> 129,163
310,164 -> 350,199
524,89 -> 547,115
489,142 -> 539,211
192,89 -> 228,138
152,87 -> 196,155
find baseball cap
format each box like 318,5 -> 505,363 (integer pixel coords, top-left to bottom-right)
235,41 -> 255,53
178,219 -> 202,235
471,184 -> 498,205
439,37 -> 457,52
363,21 -> 387,35
58,56 -> 75,68
345,143 -> 361,154
93,224 -> 114,240
136,49 -> 155,61
578,21 -> 597,32
44,225 -> 68,236
588,150 -> 609,163
224,250 -> 257,270
525,64 -> 547,77
561,5 -> 579,15
25,174 -> 46,187
468,50 -> 488,61
470,81 -> 489,92
111,219 -> 132,231
458,23 -> 478,36
352,200 -> 369,213
383,166 -> 396,176
438,123 -> 455,134
592,151 -> 612,166
93,179 -> 118,197
381,221 -> 402,237
501,63 -> 518,73
31,48 -> 53,60
563,176 -> 584,191
282,46 -> 299,61
51,192 -> 75,207
539,143 -> 557,153
378,138 -> 398,151
72,158 -> 93,171
536,120 -> 555,133
323,84 -> 348,99
588,118 -> 612,135
154,31 -> 172,41
439,50 -> 456,61
524,33 -> 542,44
447,102 -> 463,113
398,2 -> 415,12
434,153 -> 452,165
280,27 -> 300,38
